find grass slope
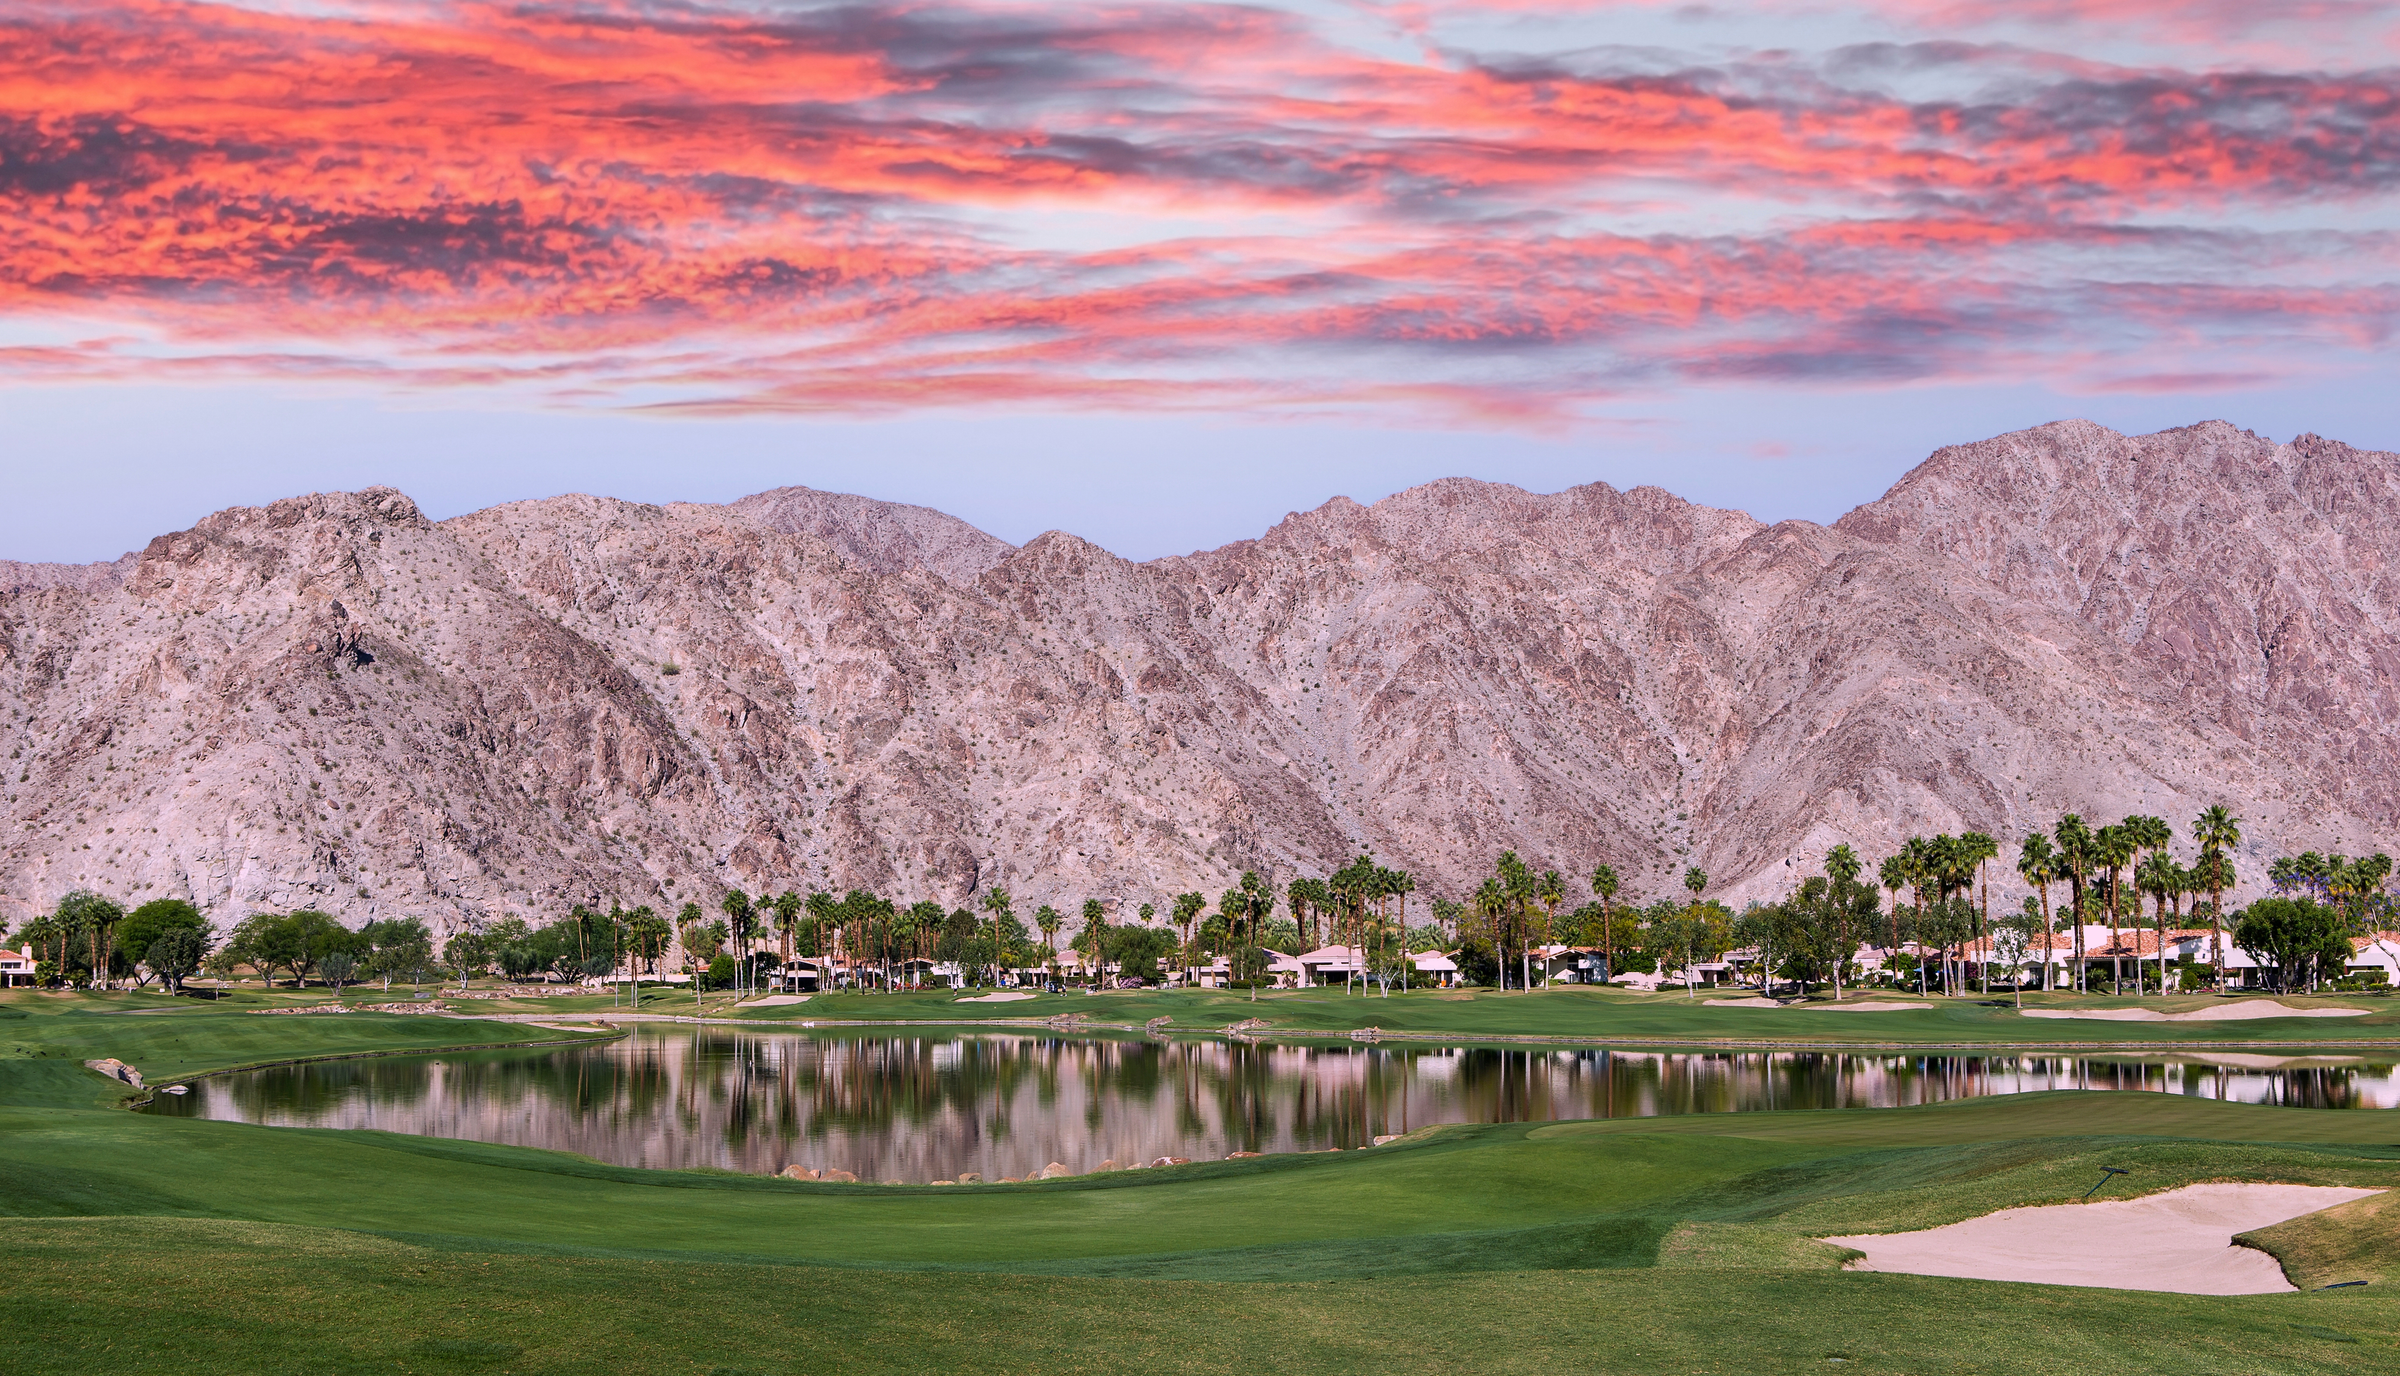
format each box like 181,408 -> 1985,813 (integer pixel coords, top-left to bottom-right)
4,990 -> 2394,1372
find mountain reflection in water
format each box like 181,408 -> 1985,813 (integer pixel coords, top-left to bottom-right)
145,1029 -> 2399,1182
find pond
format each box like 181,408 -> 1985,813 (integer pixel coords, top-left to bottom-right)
144,1027 -> 2400,1183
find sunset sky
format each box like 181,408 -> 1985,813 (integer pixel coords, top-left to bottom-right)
5,1 -> 2397,562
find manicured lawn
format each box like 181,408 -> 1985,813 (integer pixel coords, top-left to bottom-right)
4,988 -> 2394,1373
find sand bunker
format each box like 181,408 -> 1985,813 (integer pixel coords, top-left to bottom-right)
1826,1183 -> 2380,1294
955,992 -> 1036,1003
2020,998 -> 2371,1023
738,995 -> 812,1008
1705,997 -> 1785,1007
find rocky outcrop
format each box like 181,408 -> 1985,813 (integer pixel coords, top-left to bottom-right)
2,421 -> 2394,935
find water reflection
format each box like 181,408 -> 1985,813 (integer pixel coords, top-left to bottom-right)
145,1030 -> 2400,1182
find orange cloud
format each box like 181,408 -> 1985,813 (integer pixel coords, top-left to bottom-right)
0,0 -> 2394,416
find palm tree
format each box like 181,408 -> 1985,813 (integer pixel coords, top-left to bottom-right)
2051,814 -> 2096,993
1080,899 -> 1107,987
1473,877 -> 1508,989
2135,849 -> 2179,998
2017,834 -> 2058,992
1535,870 -> 1566,988
1497,852 -> 1539,992
2092,824 -> 2137,994
1679,866 -> 1708,999
1030,905 -> 1062,985
1590,864 -> 1621,982
1171,891 -> 1205,985
2193,804 -> 2242,991
978,888 -> 1013,988
1955,833 -> 1997,994
1877,853 -> 1910,979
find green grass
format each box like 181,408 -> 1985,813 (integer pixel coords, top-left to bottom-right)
4,987 -> 2395,1372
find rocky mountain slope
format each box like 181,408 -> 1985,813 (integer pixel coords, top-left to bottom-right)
3,419 -> 2393,936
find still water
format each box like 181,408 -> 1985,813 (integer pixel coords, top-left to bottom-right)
145,1028 -> 2400,1183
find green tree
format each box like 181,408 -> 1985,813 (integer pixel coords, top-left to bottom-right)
720,888 -> 755,996
2017,834 -> 2058,992
1080,899 -> 1107,986
2192,804 -> 2242,990
229,912 -> 303,988
2233,898 -> 2349,993
1036,904 -> 1066,984
145,924 -> 212,995
978,888 -> 1014,988
361,918 -> 435,990
1171,892 -> 1206,985
118,899 -> 206,987
2051,814 -> 2097,992
1589,864 -> 1621,981
55,891 -> 125,990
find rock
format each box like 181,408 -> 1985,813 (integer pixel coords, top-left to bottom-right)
1227,1151 -> 1261,1159
1097,1159 -> 1120,1172
1151,1156 -> 1189,1168
954,1172 -> 982,1183
881,1179 -> 906,1186
1037,1162 -> 1073,1180
84,1058 -> 143,1089
818,1168 -> 859,1183
999,1177 -> 1023,1184
1372,1134 -> 1401,1146
776,1165 -> 817,1180
7,421 -> 2392,929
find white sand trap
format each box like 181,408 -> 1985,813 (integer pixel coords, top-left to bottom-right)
2021,998 -> 2371,1022
739,995 -> 812,1008
1827,1183 -> 2380,1294
955,992 -> 1036,1003
1705,997 -> 1785,1008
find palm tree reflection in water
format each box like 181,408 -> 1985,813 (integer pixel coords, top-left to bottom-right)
165,1031 -> 2399,1181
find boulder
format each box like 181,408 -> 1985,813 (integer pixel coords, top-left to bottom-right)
819,1168 -> 859,1183
1037,1162 -> 1074,1180
85,1059 -> 144,1089
1150,1156 -> 1189,1168
777,1165 -> 818,1180
1097,1159 -> 1120,1173
955,1172 -> 983,1183
1227,1151 -> 1261,1159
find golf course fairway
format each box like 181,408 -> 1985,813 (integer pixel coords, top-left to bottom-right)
2,991 -> 2394,1373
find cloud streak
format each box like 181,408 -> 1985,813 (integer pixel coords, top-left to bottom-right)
0,0 -> 2394,418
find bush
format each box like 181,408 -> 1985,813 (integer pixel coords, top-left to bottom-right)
704,954 -> 736,991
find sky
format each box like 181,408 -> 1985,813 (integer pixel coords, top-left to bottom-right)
3,0 -> 2397,563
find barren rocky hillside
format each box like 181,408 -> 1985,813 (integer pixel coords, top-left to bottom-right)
2,419 -> 2392,935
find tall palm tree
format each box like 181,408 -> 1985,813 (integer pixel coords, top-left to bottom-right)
2135,849 -> 2178,998
978,888 -> 1013,988
2093,824 -> 2136,994
1034,904 -> 1064,985
2017,834 -> 2058,992
1473,877 -> 1508,989
1679,866 -> 1709,999
771,891 -> 802,990
1171,891 -> 1206,984
1080,899 -> 1107,987
719,889 -> 754,997
1590,864 -> 1621,982
1877,853 -> 1910,976
1958,833 -> 1998,994
1536,870 -> 1566,988
2193,804 -> 2242,991
2051,814 -> 2096,993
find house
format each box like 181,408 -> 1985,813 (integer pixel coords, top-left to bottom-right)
0,945 -> 33,987
2347,934 -> 2400,986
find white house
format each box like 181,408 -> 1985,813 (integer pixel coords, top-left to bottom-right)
2348,934 -> 2400,986
0,945 -> 33,987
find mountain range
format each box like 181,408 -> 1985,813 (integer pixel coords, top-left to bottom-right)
4,418 -> 2395,935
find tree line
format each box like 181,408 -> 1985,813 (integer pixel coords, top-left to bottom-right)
7,801 -> 2386,999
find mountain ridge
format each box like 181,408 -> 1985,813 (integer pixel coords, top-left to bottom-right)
3,420 -> 2393,934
